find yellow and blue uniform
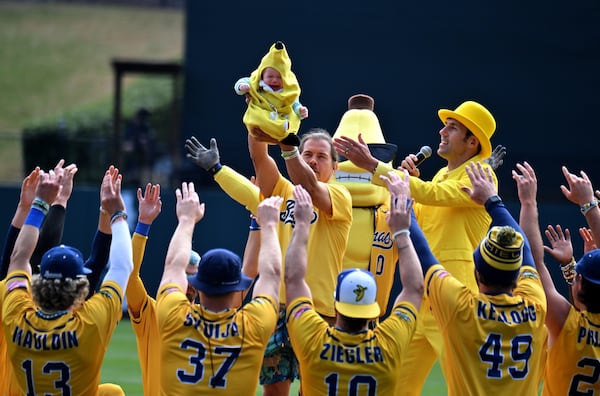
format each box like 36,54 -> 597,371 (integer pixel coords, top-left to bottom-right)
373,156 -> 496,387
0,279 -> 20,395
156,284 -> 278,395
542,307 -> 600,395
1,271 -> 124,395
286,297 -> 418,395
425,264 -> 546,395
410,193 -> 546,395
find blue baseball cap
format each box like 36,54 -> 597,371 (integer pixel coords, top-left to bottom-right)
40,245 -> 91,280
576,250 -> 600,284
187,248 -> 252,295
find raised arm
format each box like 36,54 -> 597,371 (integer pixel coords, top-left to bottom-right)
0,167 -> 40,279
246,132 -> 281,197
514,161 -> 570,337
252,195 -> 283,300
99,166 -> 133,292
279,140 -> 334,215
380,169 -> 424,309
560,166 -> 600,246
31,160 -> 77,270
160,182 -> 205,290
8,169 -> 61,277
186,136 -> 261,214
463,161 -> 535,268
127,183 -> 162,316
284,185 -> 313,303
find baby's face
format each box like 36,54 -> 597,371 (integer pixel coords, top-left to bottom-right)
261,67 -> 283,90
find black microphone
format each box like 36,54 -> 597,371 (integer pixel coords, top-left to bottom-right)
413,146 -> 432,167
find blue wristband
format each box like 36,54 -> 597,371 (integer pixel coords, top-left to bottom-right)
135,222 -> 151,236
24,206 -> 46,228
208,162 -> 222,175
249,217 -> 261,231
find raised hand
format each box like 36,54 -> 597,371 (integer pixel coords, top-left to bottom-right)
175,182 -> 204,224
579,227 -> 597,253
19,167 -> 41,209
543,224 -> 574,265
100,166 -> 125,216
185,136 -> 220,171
512,162 -> 537,206
54,159 -> 78,207
380,169 -> 411,198
257,195 -> 283,229
483,144 -> 507,171
462,161 -> 498,205
137,183 -> 162,225
35,169 -> 62,206
292,185 -> 313,225
560,166 -> 595,206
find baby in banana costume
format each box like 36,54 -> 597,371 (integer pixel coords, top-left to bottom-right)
235,41 -> 308,146
333,94 -> 399,316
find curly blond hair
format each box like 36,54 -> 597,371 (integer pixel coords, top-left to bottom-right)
31,275 -> 89,311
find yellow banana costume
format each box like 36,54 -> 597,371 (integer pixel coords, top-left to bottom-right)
239,41 -> 303,146
332,94 -> 398,315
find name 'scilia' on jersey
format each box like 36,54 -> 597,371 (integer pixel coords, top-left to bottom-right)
12,325 -> 78,351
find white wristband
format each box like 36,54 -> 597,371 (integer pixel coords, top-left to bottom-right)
392,229 -> 410,239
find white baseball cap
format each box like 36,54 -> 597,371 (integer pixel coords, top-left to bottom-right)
334,269 -> 380,319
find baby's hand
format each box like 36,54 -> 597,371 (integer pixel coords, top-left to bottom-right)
238,83 -> 250,93
299,106 -> 308,119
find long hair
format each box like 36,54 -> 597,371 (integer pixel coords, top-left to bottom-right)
31,275 -> 90,311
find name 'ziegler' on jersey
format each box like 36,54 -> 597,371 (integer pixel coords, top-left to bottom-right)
319,343 -> 384,364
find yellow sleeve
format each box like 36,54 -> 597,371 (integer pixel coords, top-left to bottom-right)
214,165 -> 261,214
126,233 -> 149,316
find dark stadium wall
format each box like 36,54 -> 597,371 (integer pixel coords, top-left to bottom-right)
178,0 -> 600,303
181,0 -> 600,204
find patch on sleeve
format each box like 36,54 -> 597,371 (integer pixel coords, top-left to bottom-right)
293,305 -> 311,319
163,287 -> 180,295
521,270 -> 539,280
394,311 -> 411,322
7,280 -> 27,292
436,270 -> 450,279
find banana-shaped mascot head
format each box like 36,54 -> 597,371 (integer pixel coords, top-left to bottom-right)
333,94 -> 397,207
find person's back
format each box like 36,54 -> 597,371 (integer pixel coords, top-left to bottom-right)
157,284 -> 276,394
286,178 -> 423,395
429,265 -> 546,394
411,162 -> 546,395
516,163 -> 600,395
1,165 -> 132,395
156,183 -> 281,394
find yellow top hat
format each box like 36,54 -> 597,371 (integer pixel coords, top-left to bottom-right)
438,101 -> 496,158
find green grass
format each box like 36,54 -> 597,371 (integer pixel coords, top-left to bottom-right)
101,319 -> 447,395
0,2 -> 183,182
